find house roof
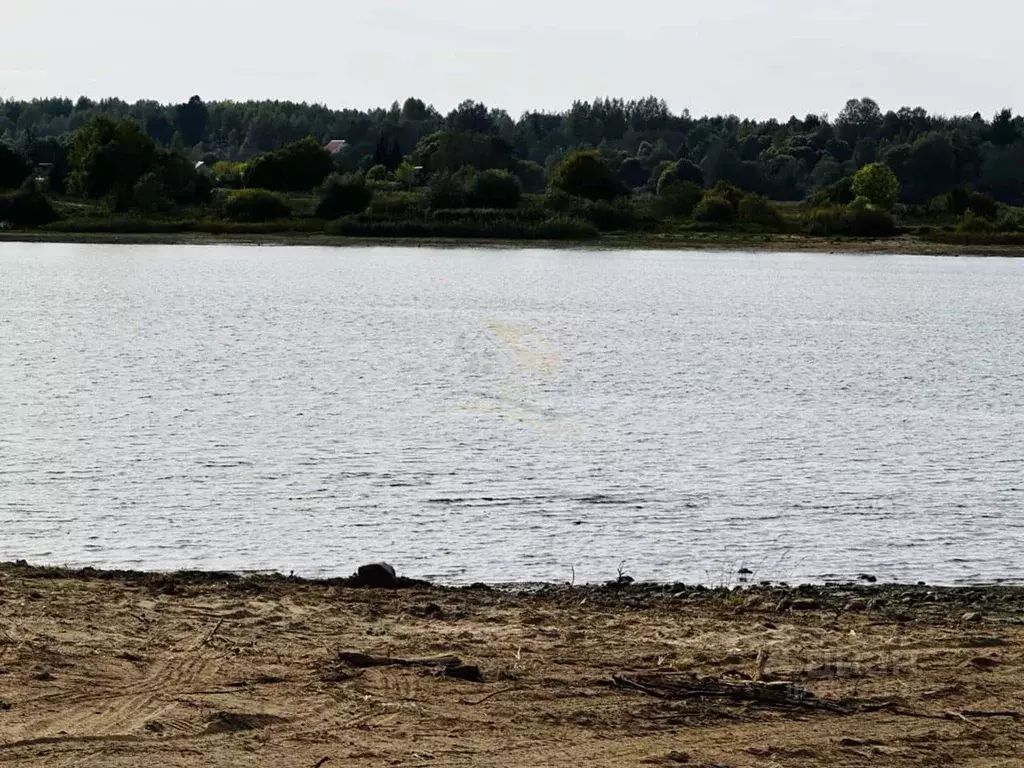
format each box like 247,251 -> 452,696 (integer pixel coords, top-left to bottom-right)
324,139 -> 348,155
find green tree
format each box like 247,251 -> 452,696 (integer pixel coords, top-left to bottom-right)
549,150 -> 628,202
222,189 -> 291,222
694,194 -> 735,224
619,157 -> 649,187
656,177 -> 702,217
662,158 -> 704,187
243,137 -> 333,191
0,143 -> 32,190
69,116 -> 155,203
395,161 -> 418,189
175,95 -> 208,146
468,169 -> 521,208
315,173 -> 371,218
851,163 -> 899,209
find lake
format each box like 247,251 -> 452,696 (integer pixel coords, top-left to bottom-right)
1,243 -> 1022,585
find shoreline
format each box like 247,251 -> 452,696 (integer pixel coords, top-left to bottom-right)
2,560 -> 1021,767
4,560 -> 1022,592
3,229 -> 1024,256
4,561 -> 1019,606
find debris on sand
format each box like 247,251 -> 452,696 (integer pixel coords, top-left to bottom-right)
325,652 -> 484,683
203,711 -> 288,734
611,672 -> 855,714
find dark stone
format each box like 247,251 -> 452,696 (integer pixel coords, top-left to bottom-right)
357,563 -> 400,589
444,664 -> 484,682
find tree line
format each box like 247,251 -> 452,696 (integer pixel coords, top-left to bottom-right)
1,95 -> 1023,206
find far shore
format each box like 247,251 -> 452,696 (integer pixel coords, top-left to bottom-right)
3,229 -> 1024,256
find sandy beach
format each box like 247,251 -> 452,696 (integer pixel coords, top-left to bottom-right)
1,563 -> 1021,767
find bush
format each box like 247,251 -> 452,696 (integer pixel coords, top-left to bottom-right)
367,191 -> 428,218
0,189 -> 59,228
738,194 -> 784,230
468,169 -> 521,208
660,158 -> 704,187
431,208 -> 546,224
657,178 -> 702,217
221,189 -> 292,222
243,137 -> 333,192
514,160 -> 546,193
583,199 -> 638,231
959,210 -> 996,233
0,143 -> 32,190
966,192 -> 998,220
132,172 -> 172,213
708,181 -> 743,212
426,171 -> 467,209
808,176 -> 854,207
549,149 -> 628,202
694,195 -> 735,224
851,163 -> 899,209
995,207 -> 1024,232
802,202 -> 896,237
316,174 -> 371,219
843,204 -> 896,237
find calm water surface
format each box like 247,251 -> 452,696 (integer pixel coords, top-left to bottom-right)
1,244 -> 1022,585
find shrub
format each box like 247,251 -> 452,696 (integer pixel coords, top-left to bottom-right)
803,205 -> 847,236
808,176 -> 854,207
656,178 -> 703,217
660,158 -> 704,187
132,172 -> 172,213
583,199 -> 638,231
468,169 -> 521,208
0,189 -> 59,228
549,149 -> 628,202
959,210 -> 996,233
851,163 -> 899,209
426,171 -> 467,209
221,189 -> 292,222
694,195 -> 735,224
619,157 -> 650,188
966,192 -> 998,220
708,181 -> 743,212
0,143 -> 32,190
368,191 -> 428,218
738,194 -> 784,230
316,174 -> 371,219
243,137 -> 333,192
802,202 -> 896,237
843,204 -> 896,237
514,160 -> 546,193
995,207 -> 1024,232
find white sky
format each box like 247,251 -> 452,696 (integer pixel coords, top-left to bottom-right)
2,0 -> 1020,118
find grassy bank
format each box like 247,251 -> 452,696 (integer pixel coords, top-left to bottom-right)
1,561 -> 1022,768
4,225 -> 1024,256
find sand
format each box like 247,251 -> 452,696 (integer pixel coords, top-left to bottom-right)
1,564 -> 1022,767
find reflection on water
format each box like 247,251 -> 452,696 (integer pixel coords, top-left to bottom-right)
1,244 -> 1022,585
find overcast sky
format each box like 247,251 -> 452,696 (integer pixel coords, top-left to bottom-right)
3,0 -> 1020,119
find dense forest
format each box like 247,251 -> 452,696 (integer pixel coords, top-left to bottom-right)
1,94 -> 1023,241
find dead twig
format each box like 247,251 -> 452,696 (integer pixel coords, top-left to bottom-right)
196,619 -> 224,649
459,686 -> 521,706
313,758 -> 331,768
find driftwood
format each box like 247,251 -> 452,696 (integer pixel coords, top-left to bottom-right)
330,651 -> 483,682
337,652 -> 463,669
612,672 -> 852,713
612,671 -> 1022,724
